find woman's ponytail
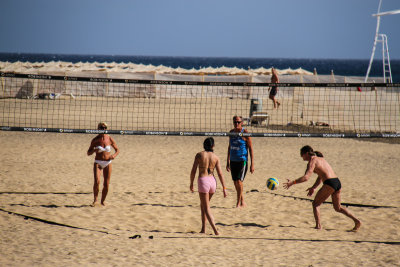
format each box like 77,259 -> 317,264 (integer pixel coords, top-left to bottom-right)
300,145 -> 323,157
203,137 -> 214,152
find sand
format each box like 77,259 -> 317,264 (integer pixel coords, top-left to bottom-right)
0,131 -> 399,266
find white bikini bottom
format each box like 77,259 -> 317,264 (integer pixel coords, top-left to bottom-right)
94,160 -> 112,169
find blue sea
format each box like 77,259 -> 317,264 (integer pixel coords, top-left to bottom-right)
1,53 -> 399,82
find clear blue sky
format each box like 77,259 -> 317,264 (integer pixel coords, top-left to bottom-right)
1,0 -> 399,59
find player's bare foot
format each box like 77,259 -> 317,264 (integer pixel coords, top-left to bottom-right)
91,201 -> 98,207
350,220 -> 362,232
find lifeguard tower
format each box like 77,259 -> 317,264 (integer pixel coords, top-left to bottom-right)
365,0 -> 400,83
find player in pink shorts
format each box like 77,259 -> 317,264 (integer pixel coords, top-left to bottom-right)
198,175 -> 217,194
190,137 -> 227,235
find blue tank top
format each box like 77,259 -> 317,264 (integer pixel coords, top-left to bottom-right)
229,128 -> 248,161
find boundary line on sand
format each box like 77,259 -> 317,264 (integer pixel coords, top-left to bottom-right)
161,236 -> 400,245
2,190 -> 398,209
0,207 -> 118,236
1,207 -> 400,245
260,190 -> 399,209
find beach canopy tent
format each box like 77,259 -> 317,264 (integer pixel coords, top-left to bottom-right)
0,60 -> 313,77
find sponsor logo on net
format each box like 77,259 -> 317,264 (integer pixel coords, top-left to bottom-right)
382,133 -> 400,138
120,130 -> 137,135
150,80 -> 173,85
85,129 -> 108,134
209,82 -> 232,86
28,74 -> 52,79
322,133 -> 345,138
297,133 -> 312,137
1,72 -> 16,77
90,78 -> 112,83
264,133 -> 286,137
24,127 -> 47,132
356,133 -> 371,138
205,132 -> 227,136
64,76 -> 77,81
145,131 -> 168,135
184,81 -> 199,86
59,129 -> 74,133
124,79 -> 140,84
180,132 -> 194,136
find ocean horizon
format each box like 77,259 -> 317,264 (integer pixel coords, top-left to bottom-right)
1,52 -> 399,82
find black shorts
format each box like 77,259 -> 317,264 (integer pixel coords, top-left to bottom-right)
323,178 -> 341,191
269,86 -> 277,96
230,161 -> 248,182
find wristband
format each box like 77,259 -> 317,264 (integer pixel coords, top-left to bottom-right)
293,180 -> 297,185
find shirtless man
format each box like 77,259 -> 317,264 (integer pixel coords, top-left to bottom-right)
190,137 -> 227,235
87,122 -> 120,206
284,145 -> 361,231
268,67 -> 281,109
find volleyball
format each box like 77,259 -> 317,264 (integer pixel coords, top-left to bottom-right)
266,177 -> 279,190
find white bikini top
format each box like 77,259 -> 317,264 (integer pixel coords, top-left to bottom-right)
95,145 -> 111,153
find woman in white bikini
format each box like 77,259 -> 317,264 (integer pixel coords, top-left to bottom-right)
190,137 -> 227,235
87,122 -> 120,206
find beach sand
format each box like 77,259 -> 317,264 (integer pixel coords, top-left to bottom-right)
0,131 -> 399,266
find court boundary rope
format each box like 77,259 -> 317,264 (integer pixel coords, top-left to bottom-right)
0,207 -> 118,235
1,207 -> 399,245
0,191 -> 90,195
262,190 -> 399,209
2,190 -> 398,209
160,236 -> 400,245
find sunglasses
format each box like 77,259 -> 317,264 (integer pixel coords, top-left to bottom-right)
233,121 -> 242,124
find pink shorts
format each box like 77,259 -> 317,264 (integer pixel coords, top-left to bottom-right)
198,176 -> 217,194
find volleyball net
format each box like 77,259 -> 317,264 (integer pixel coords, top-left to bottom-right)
1,72 -> 400,138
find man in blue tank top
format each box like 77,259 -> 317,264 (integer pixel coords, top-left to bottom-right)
226,115 -> 254,208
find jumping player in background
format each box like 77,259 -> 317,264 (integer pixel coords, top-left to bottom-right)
226,116 -> 254,208
268,67 -> 281,109
87,122 -> 120,206
284,145 -> 361,231
190,137 -> 227,235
